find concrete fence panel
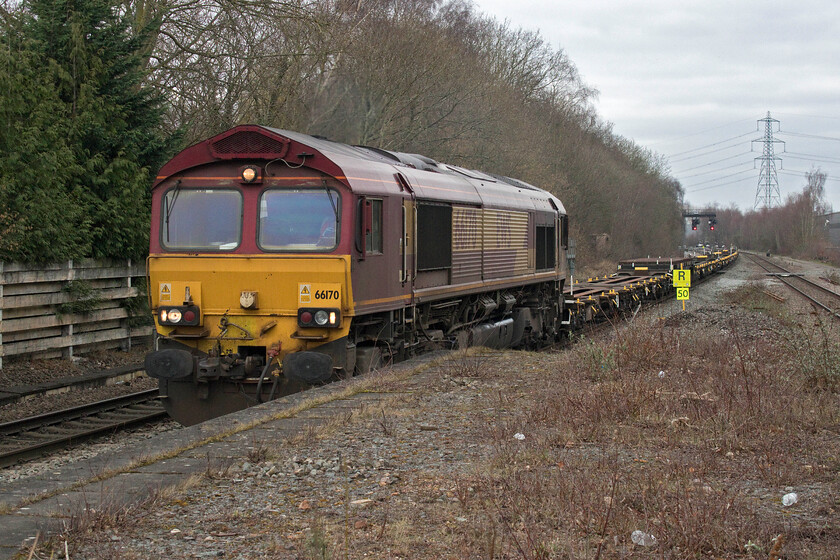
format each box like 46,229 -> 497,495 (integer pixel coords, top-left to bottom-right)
0,259 -> 153,369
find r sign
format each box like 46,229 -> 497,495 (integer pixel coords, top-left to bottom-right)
673,269 -> 691,288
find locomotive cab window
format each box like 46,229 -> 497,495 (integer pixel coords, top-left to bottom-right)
161,188 -> 242,251
366,199 -> 383,254
259,188 -> 341,251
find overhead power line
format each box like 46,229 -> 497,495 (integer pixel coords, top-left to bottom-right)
774,112 -> 840,121
683,168 -> 755,189
672,151 -> 753,174
666,131 -> 755,158
777,130 -> 840,142
780,170 -> 840,182
648,117 -> 756,147
669,140 -> 750,164
784,153 -> 840,165
665,112 -> 840,207
679,160 -> 753,180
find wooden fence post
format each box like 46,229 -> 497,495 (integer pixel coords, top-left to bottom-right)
62,260 -> 75,360
123,258 -> 132,352
0,261 -> 4,370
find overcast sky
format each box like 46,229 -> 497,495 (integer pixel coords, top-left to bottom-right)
474,0 -> 840,213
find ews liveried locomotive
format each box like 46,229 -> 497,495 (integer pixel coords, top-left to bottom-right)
144,125 -> 569,425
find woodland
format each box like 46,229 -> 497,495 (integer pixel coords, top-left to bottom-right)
0,0 -> 830,264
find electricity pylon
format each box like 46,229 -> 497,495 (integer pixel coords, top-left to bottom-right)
752,111 -> 784,210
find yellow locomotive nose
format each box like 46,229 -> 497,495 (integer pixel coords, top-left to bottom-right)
146,253 -> 353,424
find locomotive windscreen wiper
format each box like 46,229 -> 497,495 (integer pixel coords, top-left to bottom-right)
163,179 -> 182,243
322,179 -> 339,223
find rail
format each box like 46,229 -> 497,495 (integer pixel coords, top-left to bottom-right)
0,389 -> 166,468
746,253 -> 840,320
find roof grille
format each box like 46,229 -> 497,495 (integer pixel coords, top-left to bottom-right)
210,130 -> 290,159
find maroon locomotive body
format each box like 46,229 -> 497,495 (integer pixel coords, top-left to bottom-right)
144,125 -> 569,424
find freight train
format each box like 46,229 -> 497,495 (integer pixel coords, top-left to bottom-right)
144,125 -> 570,425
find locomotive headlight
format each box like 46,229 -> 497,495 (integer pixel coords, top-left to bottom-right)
298,307 -> 340,328
158,305 -> 201,326
241,166 -> 257,183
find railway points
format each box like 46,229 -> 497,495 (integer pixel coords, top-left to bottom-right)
745,252 -> 840,319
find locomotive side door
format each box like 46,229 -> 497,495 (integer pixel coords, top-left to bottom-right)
401,198 -> 415,287
396,173 -> 415,292
395,173 -> 416,334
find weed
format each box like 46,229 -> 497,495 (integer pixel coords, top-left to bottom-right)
453,476 -> 478,511
576,335 -> 618,378
246,437 -> 271,463
438,347 -> 497,379
781,317 -> 840,390
123,276 -> 153,327
57,280 -> 104,315
305,520 -> 332,560
203,453 -> 234,479
377,408 -> 392,436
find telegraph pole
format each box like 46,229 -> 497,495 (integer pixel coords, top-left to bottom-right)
752,111 -> 784,210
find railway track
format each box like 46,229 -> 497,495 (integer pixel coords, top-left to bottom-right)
746,253 -> 840,319
0,363 -> 146,408
0,389 -> 166,468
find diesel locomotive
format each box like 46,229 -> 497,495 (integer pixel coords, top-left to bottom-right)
144,125 -> 570,425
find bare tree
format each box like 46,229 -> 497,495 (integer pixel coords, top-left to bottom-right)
123,0 -> 334,141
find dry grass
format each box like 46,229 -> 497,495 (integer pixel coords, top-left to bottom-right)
447,311 -> 840,558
